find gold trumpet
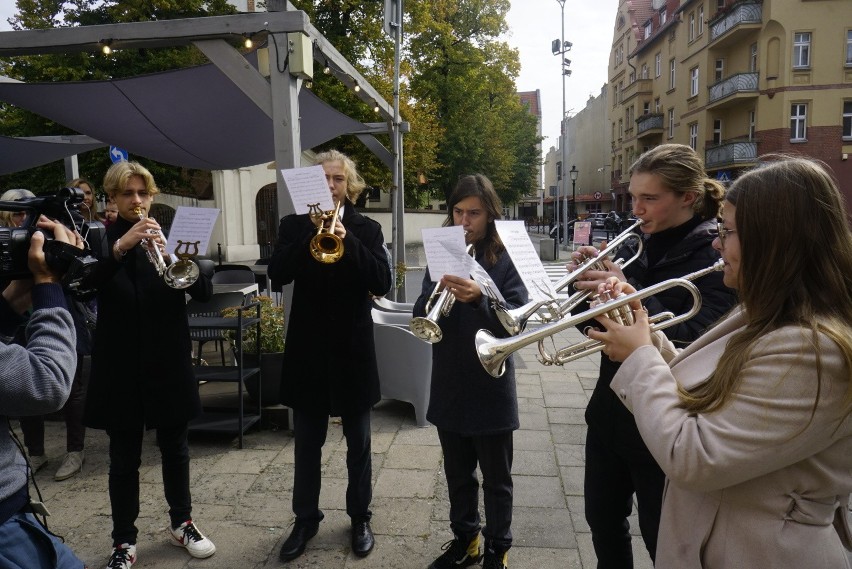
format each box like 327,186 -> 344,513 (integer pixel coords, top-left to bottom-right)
308,201 -> 344,263
133,206 -> 200,290
494,218 -> 645,335
477,260 -> 724,378
410,242 -> 474,343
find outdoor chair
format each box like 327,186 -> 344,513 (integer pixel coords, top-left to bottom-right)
186,291 -> 246,366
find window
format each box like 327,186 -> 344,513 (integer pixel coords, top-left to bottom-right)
618,119 -> 624,139
643,101 -> 650,115
689,13 -> 695,42
641,63 -> 649,79
613,84 -> 619,106
690,67 -> 699,97
669,58 -> 676,90
660,9 -> 667,26
793,32 -> 811,68
655,53 -> 662,77
715,59 -> 725,82
749,110 -> 756,141
842,101 -> 852,139
689,123 -> 698,149
629,70 -> 636,83
645,21 -> 652,39
750,43 -> 758,72
668,108 -> 675,138
713,119 -> 723,145
698,6 -> 704,36
654,97 -> 661,113
790,103 -> 807,141
847,31 -> 852,65
716,0 -> 725,9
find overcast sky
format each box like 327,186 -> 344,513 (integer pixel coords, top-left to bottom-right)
0,1 -> 616,151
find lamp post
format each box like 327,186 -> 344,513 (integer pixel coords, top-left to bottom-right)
552,0 -> 572,258
569,165 -> 578,220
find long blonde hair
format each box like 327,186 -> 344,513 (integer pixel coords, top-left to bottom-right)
314,149 -> 367,203
679,156 -> 852,416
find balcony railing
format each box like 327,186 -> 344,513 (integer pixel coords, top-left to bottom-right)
708,72 -> 759,104
637,113 -> 663,134
705,140 -> 757,168
710,1 -> 762,42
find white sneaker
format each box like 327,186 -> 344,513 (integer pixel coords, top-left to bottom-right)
106,543 -> 136,569
28,453 -> 48,474
168,520 -> 216,558
54,451 -> 84,481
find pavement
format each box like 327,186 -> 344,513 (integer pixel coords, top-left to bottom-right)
18,228 -> 657,569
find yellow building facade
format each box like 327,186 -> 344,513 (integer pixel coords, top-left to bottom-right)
609,0 -> 852,206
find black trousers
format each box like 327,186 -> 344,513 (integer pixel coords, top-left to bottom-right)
20,355 -> 89,454
292,408 -> 372,524
584,424 -> 664,569
438,429 -> 513,550
106,423 -> 192,546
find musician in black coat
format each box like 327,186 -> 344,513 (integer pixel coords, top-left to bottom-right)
568,145 -> 736,568
414,174 -> 527,569
82,161 -> 216,568
268,150 -> 391,562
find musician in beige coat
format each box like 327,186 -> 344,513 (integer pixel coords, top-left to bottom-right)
589,156 -> 852,569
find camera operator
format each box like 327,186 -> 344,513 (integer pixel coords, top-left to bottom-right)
0,216 -> 87,568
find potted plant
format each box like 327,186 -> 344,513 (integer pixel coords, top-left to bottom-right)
221,295 -> 285,404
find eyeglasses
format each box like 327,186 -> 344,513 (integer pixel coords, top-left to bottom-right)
717,222 -> 736,246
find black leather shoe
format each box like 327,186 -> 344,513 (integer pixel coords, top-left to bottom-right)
279,522 -> 319,562
351,519 -> 375,557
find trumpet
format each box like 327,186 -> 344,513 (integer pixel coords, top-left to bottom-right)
133,206 -> 200,290
410,242 -> 474,343
308,201 -> 344,263
494,219 -> 645,335
477,260 -> 724,378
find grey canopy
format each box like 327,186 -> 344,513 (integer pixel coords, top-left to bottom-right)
0,55 -> 368,172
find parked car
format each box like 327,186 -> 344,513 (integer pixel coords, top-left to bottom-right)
587,212 -> 608,229
619,212 -> 641,232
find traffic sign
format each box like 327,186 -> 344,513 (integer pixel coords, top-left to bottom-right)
109,146 -> 128,163
593,191 -> 602,200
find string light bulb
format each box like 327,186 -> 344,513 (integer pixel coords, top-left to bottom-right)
244,34 -> 253,49
323,59 -> 331,74
353,82 -> 361,93
100,39 -> 113,55
373,101 -> 380,113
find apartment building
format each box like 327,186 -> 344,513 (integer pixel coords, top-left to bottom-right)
609,0 -> 852,206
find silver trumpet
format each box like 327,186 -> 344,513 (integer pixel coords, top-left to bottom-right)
494,219 -> 645,335
410,242 -> 474,343
477,260 -> 724,378
133,206 -> 200,290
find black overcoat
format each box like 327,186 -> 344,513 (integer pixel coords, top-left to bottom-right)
267,204 -> 391,416
82,216 -> 212,430
413,249 -> 527,435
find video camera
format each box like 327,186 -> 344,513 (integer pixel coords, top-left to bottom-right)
0,187 -> 108,296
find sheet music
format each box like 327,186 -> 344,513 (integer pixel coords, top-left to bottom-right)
495,220 -> 556,303
422,226 -> 469,281
165,206 -> 220,256
280,165 -> 334,214
467,257 -> 508,305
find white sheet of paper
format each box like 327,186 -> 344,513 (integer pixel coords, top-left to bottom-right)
280,165 -> 334,214
422,226 -> 468,281
495,220 -> 556,303
165,206 -> 220,256
467,258 -> 508,305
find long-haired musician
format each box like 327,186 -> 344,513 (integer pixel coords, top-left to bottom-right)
589,156 -> 852,569
82,161 -> 215,569
414,174 -> 527,569
567,144 -> 736,567
268,149 -> 391,562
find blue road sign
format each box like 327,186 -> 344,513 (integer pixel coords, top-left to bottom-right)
109,146 -> 129,163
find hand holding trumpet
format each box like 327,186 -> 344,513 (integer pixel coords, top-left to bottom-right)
567,244 -> 628,292
440,275 -> 481,304
114,216 -> 166,257
586,279 -> 653,362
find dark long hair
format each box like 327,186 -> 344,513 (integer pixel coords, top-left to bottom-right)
443,174 -> 504,267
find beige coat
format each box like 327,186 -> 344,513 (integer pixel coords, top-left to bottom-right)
612,307 -> 852,568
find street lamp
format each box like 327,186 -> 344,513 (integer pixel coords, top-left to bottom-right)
569,165 -> 578,219
553,0 -> 571,258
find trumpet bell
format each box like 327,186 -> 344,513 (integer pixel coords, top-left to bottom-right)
165,259 -> 200,289
310,232 -> 344,263
411,316 -> 443,343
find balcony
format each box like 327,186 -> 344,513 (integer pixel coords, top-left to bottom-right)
620,78 -> 653,104
705,140 -> 758,169
707,72 -> 759,109
709,1 -> 762,48
636,113 -> 664,139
